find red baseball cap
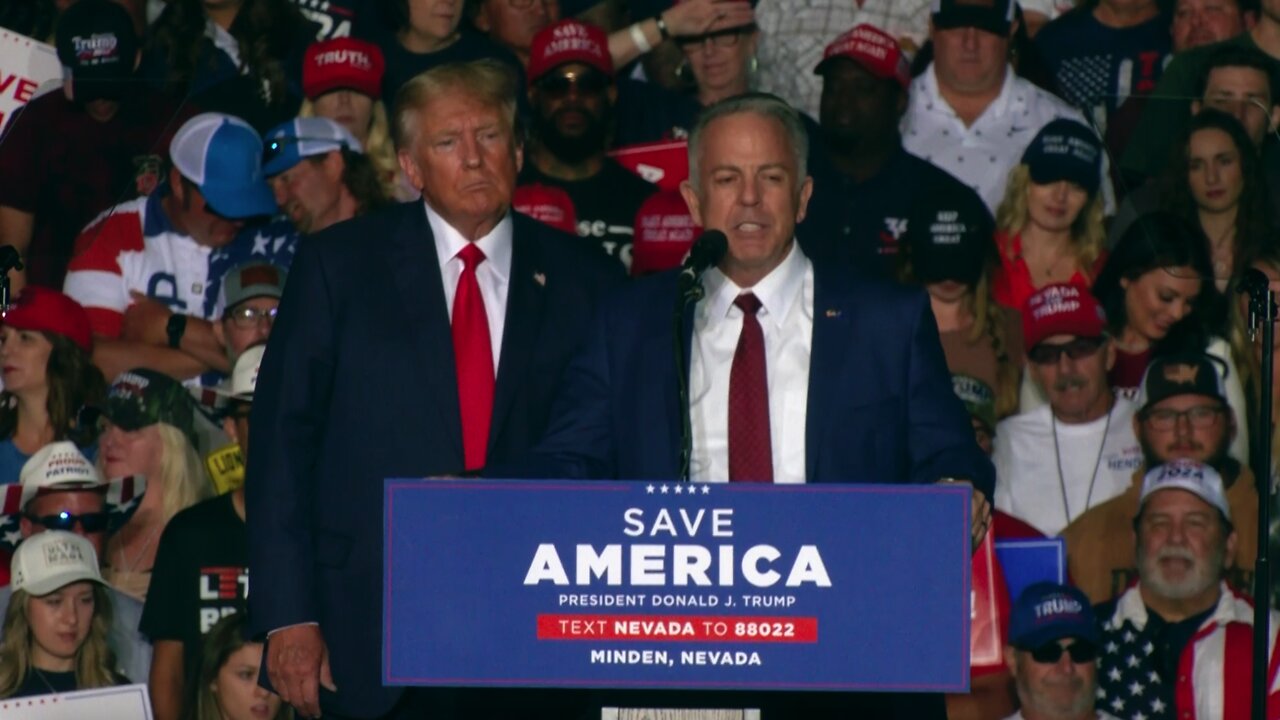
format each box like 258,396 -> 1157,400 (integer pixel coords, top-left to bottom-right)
514,183 -> 578,235
528,19 -> 614,84
1022,283 -> 1107,351
814,23 -> 911,90
631,190 -> 700,277
3,287 -> 93,353
302,38 -> 385,100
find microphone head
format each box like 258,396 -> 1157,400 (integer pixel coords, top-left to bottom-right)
690,229 -> 728,269
1239,267 -> 1271,295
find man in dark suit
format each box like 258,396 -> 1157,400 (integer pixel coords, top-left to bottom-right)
245,59 -> 622,720
526,93 -> 993,717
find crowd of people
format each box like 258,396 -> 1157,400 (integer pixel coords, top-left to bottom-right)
0,0 -> 1279,717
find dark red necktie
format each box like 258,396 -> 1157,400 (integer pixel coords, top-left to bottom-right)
728,293 -> 772,482
452,243 -> 494,472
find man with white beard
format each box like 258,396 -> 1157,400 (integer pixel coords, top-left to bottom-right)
1094,459 -> 1280,718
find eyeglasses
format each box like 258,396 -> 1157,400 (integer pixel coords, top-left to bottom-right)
225,305 -> 278,329
1029,641 -> 1098,664
1027,337 -> 1106,365
1142,405 -> 1224,430
536,71 -> 609,100
676,25 -> 755,49
263,137 -> 345,168
25,511 -> 110,533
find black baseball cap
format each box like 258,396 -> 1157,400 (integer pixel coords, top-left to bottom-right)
905,182 -> 995,286
1138,352 -> 1228,411
931,0 -> 1016,35
1021,119 -> 1104,196
54,0 -> 139,102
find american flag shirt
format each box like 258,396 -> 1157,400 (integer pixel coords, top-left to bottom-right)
1095,583 -> 1280,720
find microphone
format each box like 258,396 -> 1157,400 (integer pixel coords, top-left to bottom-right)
1239,267 -> 1275,342
677,230 -> 728,294
0,245 -> 23,316
1239,267 -> 1271,295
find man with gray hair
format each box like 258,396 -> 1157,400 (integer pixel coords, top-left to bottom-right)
524,91 -> 993,716
247,58 -> 623,719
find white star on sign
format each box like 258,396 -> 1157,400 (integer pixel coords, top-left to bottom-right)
660,485 -> 670,494
1128,680 -> 1144,696
674,485 -> 684,494
701,485 -> 710,495
646,484 -> 655,494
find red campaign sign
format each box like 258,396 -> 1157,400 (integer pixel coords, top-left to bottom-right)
970,532 -> 1010,674
538,614 -> 819,643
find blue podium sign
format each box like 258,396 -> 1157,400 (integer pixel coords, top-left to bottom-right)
383,480 -> 971,692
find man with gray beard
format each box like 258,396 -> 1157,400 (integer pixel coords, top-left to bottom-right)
1093,459 -> 1280,718
994,284 -> 1142,536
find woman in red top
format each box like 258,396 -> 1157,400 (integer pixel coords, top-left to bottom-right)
992,119 -> 1108,312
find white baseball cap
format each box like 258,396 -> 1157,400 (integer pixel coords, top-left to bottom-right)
214,345 -> 265,402
170,112 -> 278,219
10,531 -> 105,596
1139,459 -> 1231,521
16,441 -> 103,509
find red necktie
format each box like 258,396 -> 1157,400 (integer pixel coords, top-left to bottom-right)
728,293 -> 772,482
452,243 -> 494,472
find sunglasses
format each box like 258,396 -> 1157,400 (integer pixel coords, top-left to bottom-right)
1027,337 -> 1105,365
1028,640 -> 1098,664
536,71 -> 609,100
25,510 -> 110,533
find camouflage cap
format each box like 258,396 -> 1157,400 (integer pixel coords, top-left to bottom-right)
102,369 -> 198,447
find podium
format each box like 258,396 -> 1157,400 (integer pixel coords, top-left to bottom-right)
382,479 -> 971,706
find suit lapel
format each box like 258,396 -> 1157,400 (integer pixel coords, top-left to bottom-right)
489,215 -> 546,450
386,203 -> 463,460
805,269 -> 853,482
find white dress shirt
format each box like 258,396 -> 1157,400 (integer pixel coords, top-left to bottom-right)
689,242 -> 813,484
901,64 -> 1115,215
425,202 -> 513,373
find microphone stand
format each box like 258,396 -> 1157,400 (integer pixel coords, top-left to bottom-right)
674,279 -> 704,482
0,246 -> 23,316
1246,277 -> 1275,720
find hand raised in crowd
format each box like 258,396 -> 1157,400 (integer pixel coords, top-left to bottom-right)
664,0 -> 755,37
266,624 -> 336,719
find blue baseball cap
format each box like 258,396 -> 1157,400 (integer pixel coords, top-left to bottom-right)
1008,582 -> 1100,649
1021,119 -> 1104,196
169,112 -> 278,219
262,117 -> 363,177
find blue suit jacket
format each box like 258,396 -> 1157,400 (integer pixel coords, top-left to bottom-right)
245,202 -> 622,718
529,259 -> 994,497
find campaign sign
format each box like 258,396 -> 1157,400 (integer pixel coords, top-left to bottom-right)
994,538 -> 1067,602
0,683 -> 153,719
0,30 -> 60,133
384,480 -> 971,692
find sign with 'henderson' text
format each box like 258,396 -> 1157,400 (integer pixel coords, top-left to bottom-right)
383,480 -> 971,692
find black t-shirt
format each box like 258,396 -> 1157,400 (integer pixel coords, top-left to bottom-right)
357,21 -> 525,111
11,669 -> 77,698
519,160 -> 658,272
798,145 -> 993,280
139,493 -> 248,681
1145,603 -> 1217,686
613,78 -> 702,146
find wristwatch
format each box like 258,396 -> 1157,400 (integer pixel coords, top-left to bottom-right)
166,314 -> 187,349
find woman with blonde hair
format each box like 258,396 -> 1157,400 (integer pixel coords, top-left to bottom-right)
299,37 -> 414,202
190,612 -> 290,720
993,119 -> 1109,312
899,183 -> 1024,420
95,369 -> 211,601
0,531 -> 124,697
